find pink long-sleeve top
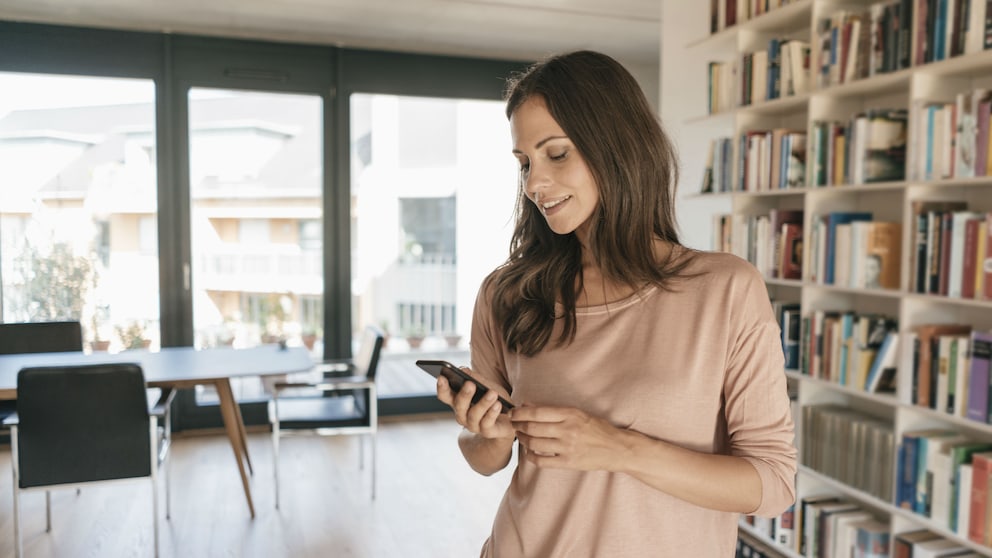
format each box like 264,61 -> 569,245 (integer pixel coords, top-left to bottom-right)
469,250 -> 797,557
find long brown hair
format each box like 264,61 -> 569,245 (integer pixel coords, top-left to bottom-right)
488,50 -> 694,356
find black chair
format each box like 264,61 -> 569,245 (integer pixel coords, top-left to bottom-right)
269,325 -> 384,508
0,321 -> 84,443
0,320 -> 83,355
4,363 -> 173,558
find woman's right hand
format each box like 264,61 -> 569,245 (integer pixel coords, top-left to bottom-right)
437,371 -> 515,440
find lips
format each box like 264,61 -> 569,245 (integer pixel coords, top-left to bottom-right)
540,195 -> 571,215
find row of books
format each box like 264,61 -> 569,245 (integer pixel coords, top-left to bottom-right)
807,212 -> 902,290
709,0 -> 801,34
904,326 -> 992,424
708,39 -> 811,114
713,209 -> 804,280
706,1 -> 992,116
739,128 -> 808,191
773,300 -> 801,370
700,136 -> 734,193
910,202 -> 992,300
896,429 -> 992,549
908,0 -> 992,64
809,109 -> 908,187
795,496 -> 890,558
802,404 -> 897,502
817,0 -> 992,91
894,530 -> 985,558
798,311 -> 900,392
912,89 -> 992,182
736,526 -> 787,558
815,9 -> 872,88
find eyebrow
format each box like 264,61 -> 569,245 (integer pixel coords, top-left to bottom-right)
512,135 -> 569,154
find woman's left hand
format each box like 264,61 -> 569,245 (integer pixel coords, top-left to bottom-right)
510,406 -> 629,471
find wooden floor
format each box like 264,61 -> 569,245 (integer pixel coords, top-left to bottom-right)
0,415 -> 513,558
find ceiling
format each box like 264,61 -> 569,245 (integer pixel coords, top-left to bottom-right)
0,0 -> 662,67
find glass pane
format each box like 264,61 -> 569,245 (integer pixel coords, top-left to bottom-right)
188,88 -> 322,403
0,72 -> 159,352
350,94 -> 516,397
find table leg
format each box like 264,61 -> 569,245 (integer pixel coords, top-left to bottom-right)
230,385 -> 254,476
215,379 -> 255,518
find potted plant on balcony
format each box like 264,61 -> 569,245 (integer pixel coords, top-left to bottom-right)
301,326 -> 321,351
444,331 -> 463,349
116,320 -> 150,350
404,325 -> 426,350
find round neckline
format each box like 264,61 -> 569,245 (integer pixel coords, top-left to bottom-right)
557,284 -> 658,316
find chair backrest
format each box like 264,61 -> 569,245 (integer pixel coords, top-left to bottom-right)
350,325 -> 383,417
0,321 -> 83,355
352,325 -> 385,381
15,363 -> 151,488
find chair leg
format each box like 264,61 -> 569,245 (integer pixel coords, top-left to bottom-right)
165,406 -> 172,520
151,420 -> 160,558
272,399 -> 281,510
371,432 -> 377,501
45,491 -> 51,532
12,426 -> 23,558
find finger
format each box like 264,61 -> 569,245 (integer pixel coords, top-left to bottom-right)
450,380 -> 477,418
436,376 -> 454,405
465,389 -> 500,426
512,420 -> 565,439
509,406 -> 572,423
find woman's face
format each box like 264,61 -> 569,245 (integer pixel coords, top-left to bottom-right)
510,96 -> 599,237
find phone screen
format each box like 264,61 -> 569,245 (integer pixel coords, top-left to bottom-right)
415,359 -> 514,413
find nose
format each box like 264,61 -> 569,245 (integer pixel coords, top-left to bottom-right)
523,163 -> 550,199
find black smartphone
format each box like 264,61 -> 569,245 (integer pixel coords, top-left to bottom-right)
415,359 -> 514,413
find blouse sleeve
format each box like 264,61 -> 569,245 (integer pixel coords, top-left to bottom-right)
468,278 -> 512,397
723,267 -> 798,517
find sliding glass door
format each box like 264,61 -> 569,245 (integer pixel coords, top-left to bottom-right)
168,37 -> 335,423
348,93 -> 516,399
188,88 -> 324,402
0,72 -> 160,350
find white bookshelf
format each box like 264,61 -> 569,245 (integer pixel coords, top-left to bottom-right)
680,1 -> 992,557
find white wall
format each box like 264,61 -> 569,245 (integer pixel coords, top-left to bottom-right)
659,1 -> 731,251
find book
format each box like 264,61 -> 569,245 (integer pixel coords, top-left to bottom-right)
949,442 -> 992,532
955,89 -> 985,178
797,494 -> 833,555
968,330 -> 992,422
781,304 -> 802,370
957,462 -> 974,537
968,451 -> 992,544
910,201 -> 968,293
863,221 -> 902,289
893,529 -> 941,558
912,537 -> 970,557
864,108 -> 909,181
949,336 -> 971,416
775,503 -> 795,548
978,217 -> 989,297
962,217 -> 982,299
825,212 -> 874,284
915,324 -> 972,409
984,213 -> 992,299
866,329 -> 899,392
828,509 -> 872,558
854,518 -> 890,558
948,211 -> 983,298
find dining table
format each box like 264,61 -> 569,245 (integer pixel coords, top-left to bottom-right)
0,344 -> 315,518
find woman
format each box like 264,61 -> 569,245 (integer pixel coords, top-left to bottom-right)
437,50 -> 796,557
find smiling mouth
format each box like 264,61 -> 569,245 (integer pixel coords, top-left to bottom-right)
541,195 -> 571,211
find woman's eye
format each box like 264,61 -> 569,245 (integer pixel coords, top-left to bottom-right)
549,151 -> 567,161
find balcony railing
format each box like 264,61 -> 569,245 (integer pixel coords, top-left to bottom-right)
196,244 -> 322,294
